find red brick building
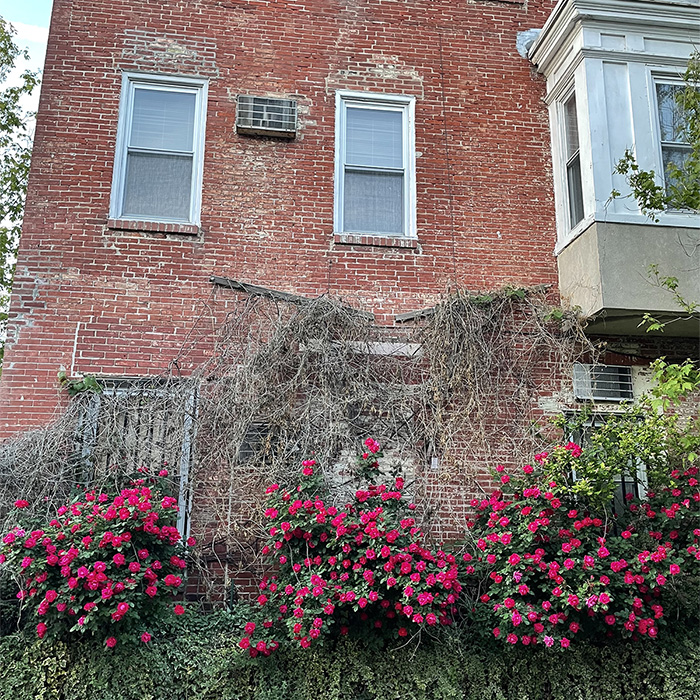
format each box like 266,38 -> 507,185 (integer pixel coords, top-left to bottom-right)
1,0 -> 698,590
1,0 -> 566,430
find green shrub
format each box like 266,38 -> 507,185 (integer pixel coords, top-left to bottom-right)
0,474 -> 190,646
0,611 -> 698,700
238,443 -> 461,655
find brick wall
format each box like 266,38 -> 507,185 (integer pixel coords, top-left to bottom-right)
0,0 -> 560,435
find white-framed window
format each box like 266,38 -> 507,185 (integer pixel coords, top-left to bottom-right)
562,92 -> 585,230
653,78 -> 693,198
570,363 -> 648,512
110,73 -> 208,225
334,91 -> 416,237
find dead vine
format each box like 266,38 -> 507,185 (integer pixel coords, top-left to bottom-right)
0,287 -> 595,600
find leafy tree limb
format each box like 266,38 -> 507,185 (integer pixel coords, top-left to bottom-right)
0,17 -> 39,370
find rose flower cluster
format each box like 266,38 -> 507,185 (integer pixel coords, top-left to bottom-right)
467,445 -> 700,649
1,473 -> 193,647
239,440 -> 461,656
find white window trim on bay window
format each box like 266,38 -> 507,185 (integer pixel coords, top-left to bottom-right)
549,79 -> 596,251
651,75 -> 693,201
334,90 -> 417,238
562,91 -> 585,231
110,72 -> 208,226
528,0 -> 700,253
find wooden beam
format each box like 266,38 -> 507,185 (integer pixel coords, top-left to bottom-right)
210,276 -> 374,320
210,276 -> 309,304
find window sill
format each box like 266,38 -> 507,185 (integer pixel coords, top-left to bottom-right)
333,233 -> 419,249
554,216 -> 595,255
106,219 -> 201,236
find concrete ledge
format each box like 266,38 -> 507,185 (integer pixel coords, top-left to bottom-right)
107,219 -> 200,236
333,233 -> 419,250
557,221 -> 700,337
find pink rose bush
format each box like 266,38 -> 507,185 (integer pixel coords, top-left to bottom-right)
0,474 -> 192,646
239,440 -> 461,656
240,432 -> 699,656
467,443 -> 700,649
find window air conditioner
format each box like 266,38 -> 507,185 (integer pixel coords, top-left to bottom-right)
573,363 -> 634,402
236,96 -> 297,138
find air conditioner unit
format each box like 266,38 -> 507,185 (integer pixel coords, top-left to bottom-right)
236,96 -> 297,137
573,363 -> 634,402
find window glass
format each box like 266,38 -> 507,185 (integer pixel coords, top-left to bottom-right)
564,96 -> 580,159
656,83 -> 686,142
336,93 -> 414,237
130,89 -> 196,152
111,75 -> 206,225
345,107 -> 403,168
344,171 -> 404,234
655,82 -> 692,196
123,153 -> 193,220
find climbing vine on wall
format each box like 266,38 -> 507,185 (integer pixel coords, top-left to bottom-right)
0,287 -> 592,602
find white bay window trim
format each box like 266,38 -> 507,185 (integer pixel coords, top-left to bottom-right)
110,72 -> 208,225
334,90 -> 417,238
530,0 -> 699,252
651,75 -> 692,200
549,78 -> 595,248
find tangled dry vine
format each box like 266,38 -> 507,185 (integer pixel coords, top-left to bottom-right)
0,287 -> 594,602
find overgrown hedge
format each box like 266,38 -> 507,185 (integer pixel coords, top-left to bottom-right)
1,611 -> 698,700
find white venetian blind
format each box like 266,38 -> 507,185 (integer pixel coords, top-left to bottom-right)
122,88 -> 197,221
343,106 -> 404,234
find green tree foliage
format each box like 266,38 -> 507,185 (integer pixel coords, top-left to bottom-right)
613,52 -> 700,219
0,18 -> 39,368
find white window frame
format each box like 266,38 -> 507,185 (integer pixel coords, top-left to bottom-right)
561,91 -> 585,231
109,72 -> 208,225
334,90 -> 417,238
650,73 -> 691,202
551,83 -> 592,245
